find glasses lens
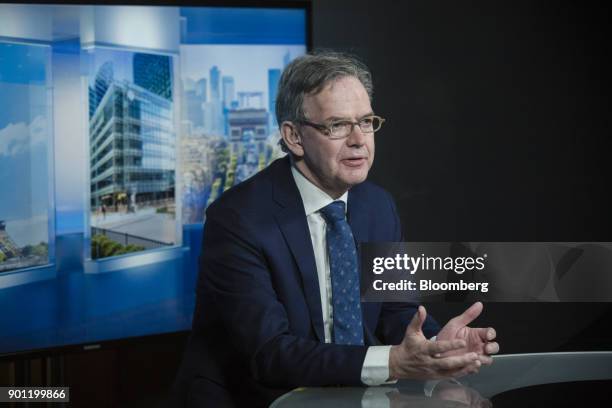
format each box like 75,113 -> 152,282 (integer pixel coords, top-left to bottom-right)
359,117 -> 375,132
371,116 -> 382,132
326,116 -> 384,138
330,122 -> 351,139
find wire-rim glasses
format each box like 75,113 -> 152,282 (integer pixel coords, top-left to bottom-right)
297,115 -> 386,140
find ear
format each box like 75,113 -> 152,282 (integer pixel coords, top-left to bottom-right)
280,121 -> 304,157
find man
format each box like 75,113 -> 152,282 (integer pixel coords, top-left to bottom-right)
174,51 -> 499,407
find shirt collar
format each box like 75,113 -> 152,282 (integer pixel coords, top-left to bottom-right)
291,165 -> 348,216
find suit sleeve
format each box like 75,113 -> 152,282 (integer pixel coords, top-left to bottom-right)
196,207 -> 368,388
375,192 -> 440,344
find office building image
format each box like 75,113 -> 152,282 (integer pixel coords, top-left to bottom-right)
89,83 -> 175,209
88,51 -> 177,258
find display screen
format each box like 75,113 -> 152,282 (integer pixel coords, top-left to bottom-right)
0,3 -> 307,355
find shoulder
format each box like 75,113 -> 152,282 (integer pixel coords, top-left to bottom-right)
350,179 -> 396,210
349,179 -> 402,240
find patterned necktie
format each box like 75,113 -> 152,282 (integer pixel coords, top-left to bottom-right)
319,201 -> 364,346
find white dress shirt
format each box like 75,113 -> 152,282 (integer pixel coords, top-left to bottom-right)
291,166 -> 393,386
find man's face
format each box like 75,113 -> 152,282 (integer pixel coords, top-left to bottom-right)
294,76 -> 375,198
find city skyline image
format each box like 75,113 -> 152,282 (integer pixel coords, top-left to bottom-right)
178,44 -> 306,223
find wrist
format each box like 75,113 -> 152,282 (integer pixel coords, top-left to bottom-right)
388,345 -> 399,381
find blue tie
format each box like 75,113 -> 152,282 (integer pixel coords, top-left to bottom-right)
319,201 -> 364,346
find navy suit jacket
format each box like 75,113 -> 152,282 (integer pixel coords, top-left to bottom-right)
174,156 -> 439,407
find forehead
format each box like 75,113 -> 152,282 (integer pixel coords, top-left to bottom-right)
302,76 -> 372,120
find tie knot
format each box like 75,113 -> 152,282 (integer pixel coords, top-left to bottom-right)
319,201 -> 346,224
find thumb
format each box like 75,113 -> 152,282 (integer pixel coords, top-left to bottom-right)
405,305 -> 426,336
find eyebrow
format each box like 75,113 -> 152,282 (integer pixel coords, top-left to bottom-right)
323,112 -> 375,122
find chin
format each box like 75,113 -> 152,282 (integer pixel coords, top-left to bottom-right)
341,171 -> 369,188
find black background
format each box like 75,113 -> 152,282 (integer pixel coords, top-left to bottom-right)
312,0 -> 612,353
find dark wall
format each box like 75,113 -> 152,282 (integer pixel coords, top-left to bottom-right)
312,0 -> 612,353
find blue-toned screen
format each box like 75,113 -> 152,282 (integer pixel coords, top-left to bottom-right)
0,42 -> 52,273
0,4 -> 306,355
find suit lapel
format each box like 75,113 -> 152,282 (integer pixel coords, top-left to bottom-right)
275,210 -> 325,342
272,158 -> 325,342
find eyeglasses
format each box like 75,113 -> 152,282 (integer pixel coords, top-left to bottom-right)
297,115 -> 386,140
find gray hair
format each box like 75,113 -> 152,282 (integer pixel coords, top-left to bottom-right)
275,51 -> 374,153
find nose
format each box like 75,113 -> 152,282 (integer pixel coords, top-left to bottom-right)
346,123 -> 368,147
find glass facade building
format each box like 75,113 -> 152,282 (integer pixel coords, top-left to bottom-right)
89,78 -> 175,209
133,53 -> 173,101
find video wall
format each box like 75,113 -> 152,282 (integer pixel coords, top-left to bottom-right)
0,4 -> 306,355
0,5 -> 306,268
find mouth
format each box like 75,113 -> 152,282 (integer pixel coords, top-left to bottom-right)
341,157 -> 367,167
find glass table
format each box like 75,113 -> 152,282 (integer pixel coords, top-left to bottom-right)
271,352 -> 612,407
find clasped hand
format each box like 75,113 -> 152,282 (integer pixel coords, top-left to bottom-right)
389,302 -> 499,380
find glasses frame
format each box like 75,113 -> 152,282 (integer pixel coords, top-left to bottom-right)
296,115 -> 386,140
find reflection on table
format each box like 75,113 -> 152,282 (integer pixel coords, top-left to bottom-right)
271,352 -> 612,407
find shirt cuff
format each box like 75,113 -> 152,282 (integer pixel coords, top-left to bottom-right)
360,345 -> 397,386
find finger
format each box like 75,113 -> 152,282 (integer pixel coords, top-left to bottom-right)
458,364 -> 480,378
427,339 -> 467,355
485,342 -> 499,355
439,360 -> 481,379
473,327 -> 493,341
452,301 -> 483,327
439,400 -> 469,408
431,352 -> 479,371
405,305 -> 426,336
478,355 -> 494,366
486,327 -> 496,341
481,398 -> 493,408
